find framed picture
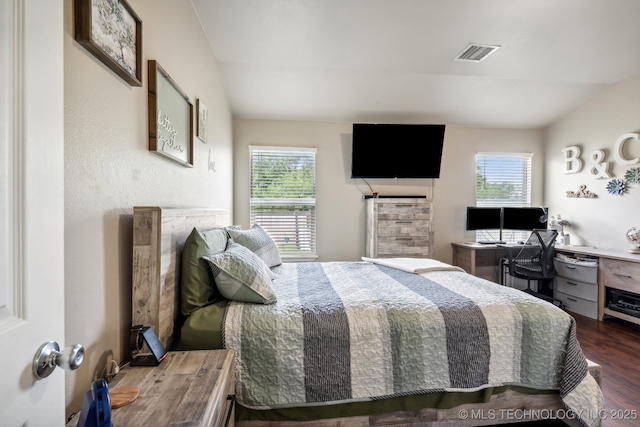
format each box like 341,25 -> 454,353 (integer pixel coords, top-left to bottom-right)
74,0 -> 142,86
196,99 -> 208,143
148,60 -> 194,167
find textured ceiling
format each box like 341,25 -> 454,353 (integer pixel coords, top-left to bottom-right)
192,0 -> 640,128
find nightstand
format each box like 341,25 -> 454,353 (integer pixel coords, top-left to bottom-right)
67,350 -> 235,427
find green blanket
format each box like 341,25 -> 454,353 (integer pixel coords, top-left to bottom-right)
223,261 -> 604,427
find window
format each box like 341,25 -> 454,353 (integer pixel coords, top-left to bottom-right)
475,153 -> 533,242
250,146 -> 317,259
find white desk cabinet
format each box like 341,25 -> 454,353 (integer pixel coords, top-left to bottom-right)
553,258 -> 598,319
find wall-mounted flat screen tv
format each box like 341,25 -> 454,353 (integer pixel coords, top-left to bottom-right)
351,123 -> 446,179
502,207 -> 548,231
466,207 -> 502,230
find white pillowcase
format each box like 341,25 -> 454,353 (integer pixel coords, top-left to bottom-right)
226,224 -> 282,268
203,242 -> 277,304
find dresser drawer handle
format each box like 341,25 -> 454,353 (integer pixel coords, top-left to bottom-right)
565,266 -> 577,269
396,237 -> 412,241
566,281 -> 578,286
225,395 -> 236,427
566,297 -> 578,302
395,221 -> 413,224
613,273 -> 633,279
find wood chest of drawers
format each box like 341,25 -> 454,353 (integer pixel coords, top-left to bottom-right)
366,198 -> 434,258
68,350 -> 235,427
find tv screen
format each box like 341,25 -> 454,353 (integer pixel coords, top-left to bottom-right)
502,207 -> 548,231
466,207 -> 502,230
351,123 -> 446,179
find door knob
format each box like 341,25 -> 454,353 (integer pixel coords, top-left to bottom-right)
33,341 -> 85,380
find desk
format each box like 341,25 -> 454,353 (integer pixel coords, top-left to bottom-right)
452,242 -> 640,325
555,245 -> 640,325
451,242 -> 519,281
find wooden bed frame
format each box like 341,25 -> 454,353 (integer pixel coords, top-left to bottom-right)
132,206 -> 229,350
132,206 -> 589,427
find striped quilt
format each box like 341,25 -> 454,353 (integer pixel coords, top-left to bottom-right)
223,261 -> 604,427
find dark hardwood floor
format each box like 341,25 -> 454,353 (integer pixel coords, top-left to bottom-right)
572,312 -> 640,427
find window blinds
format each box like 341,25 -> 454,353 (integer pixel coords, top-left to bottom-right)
476,153 -> 532,207
249,146 -> 317,256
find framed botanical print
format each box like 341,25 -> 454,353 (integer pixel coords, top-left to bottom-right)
74,0 -> 142,86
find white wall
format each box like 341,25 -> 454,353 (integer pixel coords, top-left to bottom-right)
544,74 -> 640,250
233,119 -> 545,265
64,0 -> 233,415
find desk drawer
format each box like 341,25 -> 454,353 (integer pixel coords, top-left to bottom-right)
554,259 -> 598,284
555,277 -> 597,302
602,258 -> 640,294
554,290 -> 598,319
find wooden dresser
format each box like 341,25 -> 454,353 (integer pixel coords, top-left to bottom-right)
68,350 -> 235,427
366,197 -> 434,258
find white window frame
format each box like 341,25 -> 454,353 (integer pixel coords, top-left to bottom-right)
475,152 -> 533,242
249,146 -> 318,261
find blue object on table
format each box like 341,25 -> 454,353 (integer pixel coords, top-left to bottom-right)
78,378 -> 112,427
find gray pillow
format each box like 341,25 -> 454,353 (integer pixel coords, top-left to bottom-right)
226,224 -> 282,267
203,241 -> 277,304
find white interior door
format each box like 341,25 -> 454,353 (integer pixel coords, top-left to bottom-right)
0,0 -> 65,425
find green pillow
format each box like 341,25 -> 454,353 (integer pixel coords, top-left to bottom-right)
203,242 -> 277,304
181,227 -> 229,316
226,224 -> 282,267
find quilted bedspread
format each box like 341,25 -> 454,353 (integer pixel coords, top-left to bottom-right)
223,261 -> 604,427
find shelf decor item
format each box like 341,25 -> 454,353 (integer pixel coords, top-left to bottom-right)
148,60 -> 194,167
74,0 -> 142,86
196,99 -> 208,143
626,227 -> 640,254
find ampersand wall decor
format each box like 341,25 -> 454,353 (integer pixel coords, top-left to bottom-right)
589,150 -> 610,178
566,185 -> 598,199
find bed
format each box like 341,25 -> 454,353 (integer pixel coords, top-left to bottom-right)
131,207 -> 604,427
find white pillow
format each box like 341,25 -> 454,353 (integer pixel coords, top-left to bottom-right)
226,224 -> 282,268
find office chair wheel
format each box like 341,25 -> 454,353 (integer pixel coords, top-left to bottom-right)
553,300 -> 566,310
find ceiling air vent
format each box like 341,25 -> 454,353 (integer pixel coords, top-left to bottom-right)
454,43 -> 500,62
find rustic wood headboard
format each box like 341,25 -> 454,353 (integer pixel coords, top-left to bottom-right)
132,207 -> 229,351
